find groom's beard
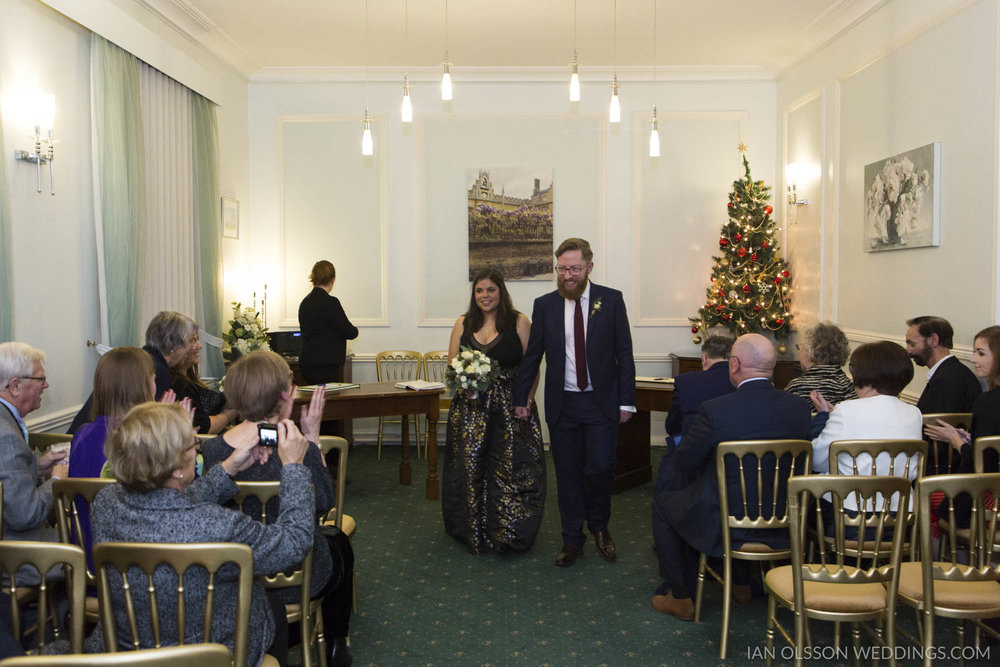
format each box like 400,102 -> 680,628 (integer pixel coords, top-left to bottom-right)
557,273 -> 589,301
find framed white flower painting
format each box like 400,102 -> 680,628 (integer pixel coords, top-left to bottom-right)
863,142 -> 940,252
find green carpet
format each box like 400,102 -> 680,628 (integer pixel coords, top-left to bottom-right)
330,442 -> 993,666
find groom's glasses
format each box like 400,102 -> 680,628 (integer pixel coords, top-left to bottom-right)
555,265 -> 586,275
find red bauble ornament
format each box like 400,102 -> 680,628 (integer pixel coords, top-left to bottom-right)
753,305 -> 761,312
737,247 -> 747,258
782,270 -> 790,278
761,241 -> 770,249
751,253 -> 758,261
775,277 -> 783,285
691,326 -> 699,333
734,233 -> 742,242
717,289 -> 725,297
727,202 -> 733,209
776,318 -> 785,326
715,305 -> 724,312
764,205 -> 773,215
720,238 -> 729,247
722,314 -> 730,321
742,284 -> 751,293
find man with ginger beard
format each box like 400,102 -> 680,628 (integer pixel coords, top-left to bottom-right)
514,237 -> 636,566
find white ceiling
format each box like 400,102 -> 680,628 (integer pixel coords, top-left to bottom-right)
135,0 -> 886,79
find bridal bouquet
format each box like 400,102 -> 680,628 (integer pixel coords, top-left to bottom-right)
223,301 -> 270,359
446,347 -> 499,399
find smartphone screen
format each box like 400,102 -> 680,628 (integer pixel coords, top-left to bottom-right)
258,423 -> 278,448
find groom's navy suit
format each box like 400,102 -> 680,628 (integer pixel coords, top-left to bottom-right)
515,282 -> 636,545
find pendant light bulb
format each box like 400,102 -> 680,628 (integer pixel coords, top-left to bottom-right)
401,77 -> 413,123
609,76 -> 621,124
649,108 -> 660,158
362,109 -> 373,156
569,52 -> 581,102
441,56 -> 453,101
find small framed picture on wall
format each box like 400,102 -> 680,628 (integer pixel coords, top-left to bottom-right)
222,197 -> 239,239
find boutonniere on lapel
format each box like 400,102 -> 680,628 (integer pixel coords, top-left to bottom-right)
590,297 -> 603,319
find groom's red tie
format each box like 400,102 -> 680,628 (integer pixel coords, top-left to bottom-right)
574,299 -> 588,390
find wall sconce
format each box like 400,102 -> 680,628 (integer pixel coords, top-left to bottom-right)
14,93 -> 55,195
785,162 -> 810,207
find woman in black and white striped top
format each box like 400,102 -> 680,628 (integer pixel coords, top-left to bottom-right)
785,322 -> 857,406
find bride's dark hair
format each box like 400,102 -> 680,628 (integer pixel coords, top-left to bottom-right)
463,269 -> 518,338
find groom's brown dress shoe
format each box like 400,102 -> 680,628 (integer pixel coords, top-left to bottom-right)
594,531 -> 617,562
555,543 -> 582,566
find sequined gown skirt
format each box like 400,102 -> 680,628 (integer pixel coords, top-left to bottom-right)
441,367 -> 546,554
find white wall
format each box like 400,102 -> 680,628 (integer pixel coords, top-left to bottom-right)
776,0 -> 999,400
0,0 -> 249,428
248,75 -> 776,433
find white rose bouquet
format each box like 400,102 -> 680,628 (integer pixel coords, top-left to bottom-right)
445,346 -> 499,400
222,301 -> 271,360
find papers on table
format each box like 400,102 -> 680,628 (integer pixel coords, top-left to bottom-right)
298,382 -> 360,393
395,380 -> 446,391
635,376 -> 674,386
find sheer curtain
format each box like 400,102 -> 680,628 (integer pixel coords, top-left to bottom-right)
91,35 -> 146,347
0,84 -> 13,343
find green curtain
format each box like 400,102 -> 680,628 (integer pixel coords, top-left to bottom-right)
0,88 -> 13,343
191,94 -> 225,380
91,35 -> 146,347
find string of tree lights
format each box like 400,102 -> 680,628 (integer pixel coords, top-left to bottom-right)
690,145 -> 793,353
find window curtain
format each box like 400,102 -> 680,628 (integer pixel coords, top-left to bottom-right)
91,35 -> 146,347
0,86 -> 13,343
191,94 -> 225,380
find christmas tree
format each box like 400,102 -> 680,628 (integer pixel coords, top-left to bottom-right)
690,146 -> 793,348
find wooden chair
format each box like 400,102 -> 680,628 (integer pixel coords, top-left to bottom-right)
375,350 -> 423,459
694,439 -> 811,659
764,475 -> 911,667
232,482 -> 326,667
93,542 -> 276,667
896,473 -> 1000,665
828,439 -> 927,561
936,437 -> 1000,559
319,436 -> 357,612
0,541 -> 87,655
52,478 -> 115,621
421,351 -> 452,445
26,433 -> 71,458
921,413 -> 972,475
0,643 -> 231,666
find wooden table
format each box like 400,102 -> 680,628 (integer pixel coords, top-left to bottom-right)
295,382 -> 444,500
614,382 -> 674,493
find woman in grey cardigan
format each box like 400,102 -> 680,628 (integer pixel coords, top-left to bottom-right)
88,402 -> 315,667
202,350 -> 354,667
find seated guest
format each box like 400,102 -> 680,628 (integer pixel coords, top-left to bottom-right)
68,347 -> 157,565
784,322 -> 856,405
0,343 -> 66,557
201,350 -> 354,667
88,402 -> 314,667
810,341 -> 922,511
655,334 -> 734,494
651,334 -> 811,621
906,315 -> 981,413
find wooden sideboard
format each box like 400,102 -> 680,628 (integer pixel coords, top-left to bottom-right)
668,354 -> 801,389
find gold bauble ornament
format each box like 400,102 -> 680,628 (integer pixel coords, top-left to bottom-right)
692,335 -> 702,344
721,258 -> 730,268
777,343 -> 788,355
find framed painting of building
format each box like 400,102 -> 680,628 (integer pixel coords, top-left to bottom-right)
466,167 -> 554,281
863,142 -> 941,252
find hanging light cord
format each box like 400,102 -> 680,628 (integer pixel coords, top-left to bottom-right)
652,0 -> 656,105
364,0 -> 370,108
613,0 -> 617,73
573,0 -> 577,51
404,0 -> 409,76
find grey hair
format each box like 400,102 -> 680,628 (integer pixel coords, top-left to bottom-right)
802,322 -> 850,366
145,311 -> 198,356
0,342 -> 46,389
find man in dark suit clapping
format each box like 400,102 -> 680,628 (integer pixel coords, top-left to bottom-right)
651,334 -> 811,621
515,238 -> 636,567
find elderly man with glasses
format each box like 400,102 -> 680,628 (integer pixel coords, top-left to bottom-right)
0,342 -> 65,555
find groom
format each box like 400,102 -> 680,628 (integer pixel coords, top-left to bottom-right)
514,238 -> 636,566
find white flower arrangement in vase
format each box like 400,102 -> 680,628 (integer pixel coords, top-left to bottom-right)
445,346 -> 499,400
222,302 -> 270,360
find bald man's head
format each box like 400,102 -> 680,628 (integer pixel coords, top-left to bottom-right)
729,333 -> 776,385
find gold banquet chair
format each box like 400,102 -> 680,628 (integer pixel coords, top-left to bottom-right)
896,473 -> 1000,666
319,436 -> 358,612
52,478 -> 116,621
827,439 -> 926,561
0,643 -> 232,667
921,413 -> 972,476
694,439 -> 811,659
232,482 -> 326,667
93,542 -> 278,667
422,350 -> 452,444
375,350 -> 424,459
764,476 -> 911,667
0,541 -> 87,655
26,432 -> 71,458
935,436 -> 1000,560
